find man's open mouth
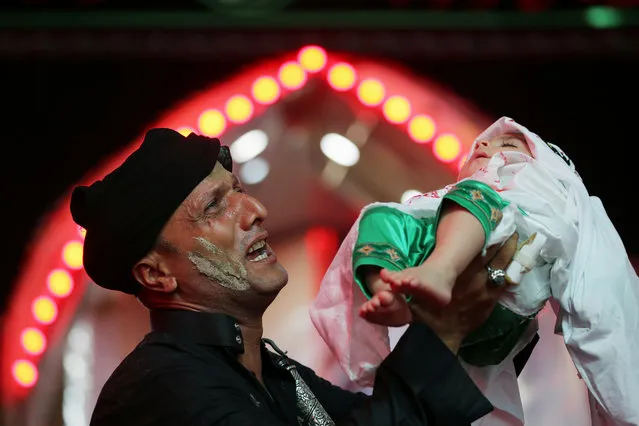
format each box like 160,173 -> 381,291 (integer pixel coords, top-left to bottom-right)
246,239 -> 268,262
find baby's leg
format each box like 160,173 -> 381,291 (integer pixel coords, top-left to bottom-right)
358,266 -> 413,326
381,203 -> 486,306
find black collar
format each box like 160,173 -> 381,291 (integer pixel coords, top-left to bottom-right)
150,309 -> 245,354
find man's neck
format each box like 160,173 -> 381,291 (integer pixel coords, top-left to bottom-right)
237,320 -> 265,384
145,298 -> 268,381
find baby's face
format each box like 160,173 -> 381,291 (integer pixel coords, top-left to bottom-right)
458,133 -> 532,179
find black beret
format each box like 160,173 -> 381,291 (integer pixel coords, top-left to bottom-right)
70,128 -> 231,294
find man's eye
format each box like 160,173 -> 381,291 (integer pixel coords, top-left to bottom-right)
235,187 -> 244,193
206,199 -> 218,210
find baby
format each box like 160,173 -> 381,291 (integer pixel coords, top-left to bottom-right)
358,132 -> 536,326
310,117 -> 639,426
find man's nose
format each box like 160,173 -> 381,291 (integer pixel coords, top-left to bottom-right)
479,140 -> 489,147
239,193 -> 268,230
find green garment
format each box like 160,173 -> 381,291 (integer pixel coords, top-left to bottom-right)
352,179 -> 533,367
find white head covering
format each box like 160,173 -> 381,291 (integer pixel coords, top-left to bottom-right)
467,116 -> 579,179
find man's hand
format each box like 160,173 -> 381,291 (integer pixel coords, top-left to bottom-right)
410,233 -> 520,353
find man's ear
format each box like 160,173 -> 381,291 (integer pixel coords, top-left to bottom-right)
132,254 -> 178,293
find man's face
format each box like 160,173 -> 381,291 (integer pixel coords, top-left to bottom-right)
157,161 -> 288,308
458,133 -> 532,179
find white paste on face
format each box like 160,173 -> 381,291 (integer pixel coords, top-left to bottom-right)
188,236 -> 250,291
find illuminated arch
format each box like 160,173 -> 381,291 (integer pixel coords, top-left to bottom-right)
1,45 -> 492,402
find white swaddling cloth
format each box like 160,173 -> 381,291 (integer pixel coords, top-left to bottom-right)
476,118 -> 639,426
310,117 -> 639,425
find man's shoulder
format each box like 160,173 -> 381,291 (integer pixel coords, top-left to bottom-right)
97,331 -> 230,398
92,332 -> 235,424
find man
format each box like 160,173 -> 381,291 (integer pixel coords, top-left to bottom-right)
71,128 -> 520,425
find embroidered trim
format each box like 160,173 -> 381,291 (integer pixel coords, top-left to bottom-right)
353,242 -> 410,299
353,242 -> 409,271
442,180 -> 508,242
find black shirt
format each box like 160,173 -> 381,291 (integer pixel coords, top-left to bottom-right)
90,309 -> 493,425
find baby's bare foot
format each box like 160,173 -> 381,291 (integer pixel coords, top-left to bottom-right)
359,290 -> 412,326
380,265 -> 454,306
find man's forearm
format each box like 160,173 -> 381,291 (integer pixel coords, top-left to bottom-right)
380,322 -> 492,425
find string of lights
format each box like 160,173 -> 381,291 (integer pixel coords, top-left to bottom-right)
2,45 -> 488,403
